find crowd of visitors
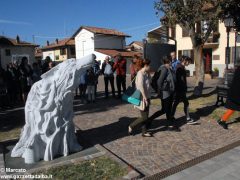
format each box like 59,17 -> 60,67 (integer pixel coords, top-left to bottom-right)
0,56 -> 54,108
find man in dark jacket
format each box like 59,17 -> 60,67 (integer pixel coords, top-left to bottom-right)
171,56 -> 196,125
113,53 -> 126,98
147,57 -> 178,130
217,65 -> 240,129
102,56 -> 115,98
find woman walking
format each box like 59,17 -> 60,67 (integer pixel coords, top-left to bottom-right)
217,65 -> 240,129
128,59 -> 152,137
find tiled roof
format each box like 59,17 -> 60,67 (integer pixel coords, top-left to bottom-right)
41,38 -> 75,50
0,36 -> 38,47
95,49 -> 142,58
72,26 -> 131,38
129,41 -> 143,47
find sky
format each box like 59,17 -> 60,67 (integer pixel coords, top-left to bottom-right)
0,0 -> 162,47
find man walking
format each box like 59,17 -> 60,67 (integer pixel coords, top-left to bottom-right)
113,53 -> 127,99
148,57 -> 178,130
171,56 -> 196,125
102,56 -> 115,98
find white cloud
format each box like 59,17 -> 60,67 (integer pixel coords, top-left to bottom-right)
0,19 -> 32,25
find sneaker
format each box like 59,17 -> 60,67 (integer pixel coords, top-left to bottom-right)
128,126 -> 133,136
217,119 -> 228,129
187,119 -> 198,125
142,132 -> 153,137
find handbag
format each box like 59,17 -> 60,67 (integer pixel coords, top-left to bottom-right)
122,76 -> 141,106
134,99 -> 146,111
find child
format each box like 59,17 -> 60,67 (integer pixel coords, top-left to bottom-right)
86,67 -> 96,103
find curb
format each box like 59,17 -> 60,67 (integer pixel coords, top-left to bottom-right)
95,144 -> 142,180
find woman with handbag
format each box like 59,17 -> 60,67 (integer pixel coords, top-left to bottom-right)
128,59 -> 152,137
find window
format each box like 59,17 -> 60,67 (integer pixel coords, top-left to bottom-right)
178,50 -> 182,59
5,49 -> 11,56
55,55 -> 59,60
231,46 -> 240,65
60,48 -> 66,55
182,27 -> 189,37
182,50 -> 194,64
171,27 -> 176,39
237,34 -> 240,43
70,47 -> 75,55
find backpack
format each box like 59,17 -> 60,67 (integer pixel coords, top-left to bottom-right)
162,68 -> 176,92
151,68 -> 161,93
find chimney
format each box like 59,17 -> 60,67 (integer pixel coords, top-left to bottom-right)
55,38 -> 58,44
47,40 -> 49,46
16,35 -> 20,43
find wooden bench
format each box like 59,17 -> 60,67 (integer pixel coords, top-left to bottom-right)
215,71 -> 234,106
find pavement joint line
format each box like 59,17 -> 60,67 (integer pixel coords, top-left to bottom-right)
98,144 -> 145,179
95,144 -> 144,179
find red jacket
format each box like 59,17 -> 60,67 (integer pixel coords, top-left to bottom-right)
113,58 -> 127,76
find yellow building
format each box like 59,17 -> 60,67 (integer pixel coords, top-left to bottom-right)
149,22 -> 240,77
42,38 -> 75,62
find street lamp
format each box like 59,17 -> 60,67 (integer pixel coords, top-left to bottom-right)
224,16 -> 234,86
224,16 -> 234,70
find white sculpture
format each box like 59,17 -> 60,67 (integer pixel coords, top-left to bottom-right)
11,54 -> 94,164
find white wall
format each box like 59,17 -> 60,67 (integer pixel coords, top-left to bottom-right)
93,51 -> 111,68
94,35 -> 126,50
43,50 -> 55,61
75,29 -> 94,59
0,46 -> 35,69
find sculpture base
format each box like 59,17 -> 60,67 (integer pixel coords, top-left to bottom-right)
4,143 -> 99,174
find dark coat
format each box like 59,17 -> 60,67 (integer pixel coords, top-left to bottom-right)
225,67 -> 240,111
175,64 -> 187,94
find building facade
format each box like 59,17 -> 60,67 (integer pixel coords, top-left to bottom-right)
170,22 -> 240,77
73,26 -> 138,66
0,35 -> 38,69
149,21 -> 240,77
41,38 -> 75,62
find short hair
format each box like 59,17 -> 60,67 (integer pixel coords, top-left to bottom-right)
180,56 -> 192,63
162,56 -> 171,64
143,59 -> 151,66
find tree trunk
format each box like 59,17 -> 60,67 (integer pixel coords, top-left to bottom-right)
193,45 -> 205,96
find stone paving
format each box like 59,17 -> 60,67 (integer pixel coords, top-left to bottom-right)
164,146 -> 240,180
1,75 -> 240,179
73,76 -> 240,177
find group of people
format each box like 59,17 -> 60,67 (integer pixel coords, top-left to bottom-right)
128,52 -> 197,137
75,53 -> 129,103
0,56 -> 55,108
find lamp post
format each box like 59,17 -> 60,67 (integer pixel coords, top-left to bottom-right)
224,16 -> 234,85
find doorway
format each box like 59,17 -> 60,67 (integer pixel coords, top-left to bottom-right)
203,49 -> 212,74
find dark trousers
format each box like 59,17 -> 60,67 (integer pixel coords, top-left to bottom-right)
104,75 -> 115,98
116,75 -> 126,98
171,92 -> 190,119
79,84 -> 87,99
148,95 -> 174,126
129,100 -> 150,133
